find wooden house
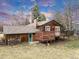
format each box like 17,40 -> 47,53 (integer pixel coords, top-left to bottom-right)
2,20 -> 64,44
35,20 -> 64,42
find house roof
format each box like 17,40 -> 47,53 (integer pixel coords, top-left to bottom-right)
3,23 -> 39,34
3,20 -> 64,34
37,20 -> 50,26
37,20 -> 64,27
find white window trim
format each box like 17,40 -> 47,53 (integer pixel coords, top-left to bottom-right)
55,26 -> 60,36
45,26 -> 50,31
55,26 -> 60,32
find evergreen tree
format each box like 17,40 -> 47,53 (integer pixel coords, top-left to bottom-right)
32,4 -> 46,22
38,14 -> 46,21
32,5 -> 40,20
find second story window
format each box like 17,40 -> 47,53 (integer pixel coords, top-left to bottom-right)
45,26 -> 50,31
55,26 -> 60,32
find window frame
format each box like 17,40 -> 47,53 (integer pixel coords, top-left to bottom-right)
45,26 -> 51,31
55,26 -> 60,32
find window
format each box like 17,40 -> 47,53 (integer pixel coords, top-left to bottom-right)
55,26 -> 60,36
45,26 -> 50,31
55,26 -> 60,32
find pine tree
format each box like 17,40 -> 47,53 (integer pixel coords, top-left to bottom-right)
32,4 -> 46,22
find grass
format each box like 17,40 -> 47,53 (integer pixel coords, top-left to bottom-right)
0,37 -> 79,59
65,38 -> 79,48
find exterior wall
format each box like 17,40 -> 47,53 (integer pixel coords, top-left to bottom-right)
4,20 -> 63,43
20,34 -> 28,42
5,34 -> 28,42
34,20 -> 62,42
34,31 -> 55,41
33,33 -> 37,41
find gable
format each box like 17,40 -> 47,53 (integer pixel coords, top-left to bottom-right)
37,20 -> 63,27
37,20 -> 65,32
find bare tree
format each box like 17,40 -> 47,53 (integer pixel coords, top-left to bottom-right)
64,0 -> 74,31
64,0 -> 79,31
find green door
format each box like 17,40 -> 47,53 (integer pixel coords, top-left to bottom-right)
28,33 -> 33,43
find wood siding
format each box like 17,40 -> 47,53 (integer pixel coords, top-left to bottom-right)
35,20 -> 62,41
4,20 -> 63,43
34,31 -> 55,41
5,34 -> 28,42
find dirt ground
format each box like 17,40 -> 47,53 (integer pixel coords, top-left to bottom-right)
0,40 -> 79,59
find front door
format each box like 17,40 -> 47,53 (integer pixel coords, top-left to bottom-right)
28,33 -> 33,43
21,35 -> 28,42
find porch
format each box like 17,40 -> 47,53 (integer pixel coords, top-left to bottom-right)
0,33 -> 34,45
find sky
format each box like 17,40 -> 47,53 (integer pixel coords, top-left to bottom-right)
0,0 -> 64,12
0,0 -> 65,20
0,0 -> 79,22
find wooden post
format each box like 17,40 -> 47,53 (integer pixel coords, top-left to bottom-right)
7,35 -> 9,45
28,33 -> 33,44
5,35 -> 8,45
19,35 -> 21,43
